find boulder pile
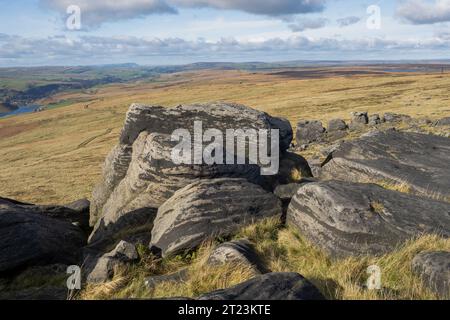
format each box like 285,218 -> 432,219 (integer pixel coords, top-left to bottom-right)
1,102 -> 449,300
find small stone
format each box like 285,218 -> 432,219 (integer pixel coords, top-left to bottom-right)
383,112 -> 411,123
327,119 -> 348,132
207,239 -> 269,274
368,114 -> 381,126
349,112 -> 368,130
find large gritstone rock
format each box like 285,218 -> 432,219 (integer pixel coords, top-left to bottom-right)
296,120 -> 325,145
287,181 -> 450,257
207,239 -> 269,274
327,119 -> 347,132
150,178 -> 282,257
0,197 -> 90,231
412,251 -> 450,298
198,272 -> 325,300
0,199 -> 86,274
349,112 -> 368,130
320,130 -> 450,201
85,241 -> 138,284
90,102 -> 292,230
88,207 -> 157,253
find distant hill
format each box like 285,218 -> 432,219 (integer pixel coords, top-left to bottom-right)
2,60 -> 450,110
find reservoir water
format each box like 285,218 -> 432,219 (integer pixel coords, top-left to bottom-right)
0,105 -> 41,118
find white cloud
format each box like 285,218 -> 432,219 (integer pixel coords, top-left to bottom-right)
336,16 -> 360,27
40,0 -> 326,27
170,0 -> 325,16
287,17 -> 328,32
41,0 -> 177,27
2,33 -> 450,66
397,0 -> 450,24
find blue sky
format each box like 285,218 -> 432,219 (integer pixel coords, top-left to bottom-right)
1,0 -> 450,66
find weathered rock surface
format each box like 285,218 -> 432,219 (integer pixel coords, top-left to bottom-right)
434,117 -> 450,126
412,251 -> 450,298
85,241 -> 138,283
327,119 -> 347,132
64,198 -> 90,215
88,207 -> 157,253
368,114 -> 381,126
274,180 -> 316,202
0,197 -> 90,231
150,178 -> 282,257
198,272 -> 325,300
207,239 -> 268,274
90,102 -> 293,232
0,199 -> 86,274
320,130 -> 450,200
349,112 -> 368,130
287,180 -> 450,257
296,120 -> 325,145
383,112 -> 411,123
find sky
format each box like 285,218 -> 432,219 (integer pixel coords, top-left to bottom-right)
1,0 -> 450,66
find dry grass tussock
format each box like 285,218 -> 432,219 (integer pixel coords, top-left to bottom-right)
80,218 -> 450,300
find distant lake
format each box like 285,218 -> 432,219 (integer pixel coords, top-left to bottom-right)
0,105 -> 41,118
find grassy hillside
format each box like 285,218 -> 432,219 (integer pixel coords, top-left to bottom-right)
1,67 -> 449,300
1,68 -> 449,204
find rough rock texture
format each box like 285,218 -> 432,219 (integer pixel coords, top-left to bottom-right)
88,207 -> 157,253
349,112 -> 368,130
274,180 -> 316,202
90,102 -> 293,231
412,251 -> 450,298
198,272 -> 325,300
85,241 -> 138,283
0,200 -> 86,274
435,117 -> 450,126
368,114 -> 381,126
207,239 -> 269,274
287,180 -> 450,257
0,197 -> 90,231
296,120 -> 325,145
150,178 -> 282,257
327,119 -> 347,132
383,112 -> 411,123
64,198 -> 90,214
306,158 -> 323,178
320,130 -> 450,200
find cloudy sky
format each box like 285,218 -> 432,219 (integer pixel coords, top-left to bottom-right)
1,0 -> 450,66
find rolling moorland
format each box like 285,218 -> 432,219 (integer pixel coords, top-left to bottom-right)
0,64 -> 449,300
